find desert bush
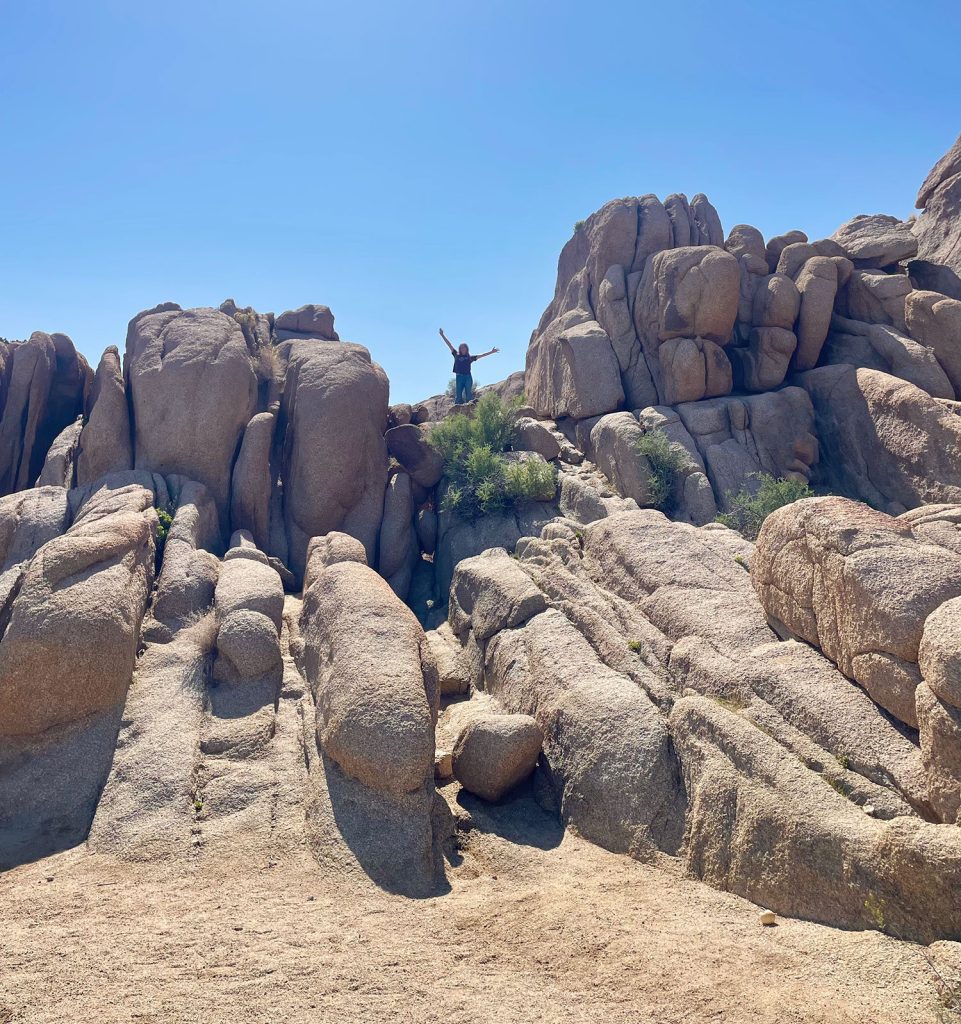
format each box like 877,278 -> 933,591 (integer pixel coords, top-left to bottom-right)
715,473 -> 813,540
635,428 -> 688,513
430,394 -> 556,520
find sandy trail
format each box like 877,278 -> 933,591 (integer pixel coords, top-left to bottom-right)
0,785 -> 948,1024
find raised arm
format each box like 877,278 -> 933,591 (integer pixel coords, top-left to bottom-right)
474,346 -> 500,360
438,328 -> 456,354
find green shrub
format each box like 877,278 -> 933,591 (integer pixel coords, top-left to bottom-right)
505,457 -> 557,503
573,219 -> 586,232
635,428 -> 688,513
155,507 -> 174,544
715,473 -> 813,540
429,394 -> 556,520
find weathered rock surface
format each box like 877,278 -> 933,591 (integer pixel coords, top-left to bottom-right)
77,346 -> 132,486
525,315 -> 625,419
912,131 -> 961,299
633,246 -> 739,404
280,340 -> 389,582
753,496 -> 961,727
125,305 -> 258,531
273,303 -> 339,341
230,411 -> 275,550
385,424 -> 445,488
0,482 -> 155,736
302,558 -> 436,796
675,388 -> 818,509
821,314 -> 954,398
904,289 -> 961,398
831,214 -> 918,268
798,366 -> 961,512
452,711 -> 542,801
0,333 -> 90,496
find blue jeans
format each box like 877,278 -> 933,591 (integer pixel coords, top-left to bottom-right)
455,373 -> 473,404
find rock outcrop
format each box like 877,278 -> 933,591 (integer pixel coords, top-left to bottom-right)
6,133 -> 961,948
913,131 -> 961,298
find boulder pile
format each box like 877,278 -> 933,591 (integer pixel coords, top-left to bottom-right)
2,133 -> 961,941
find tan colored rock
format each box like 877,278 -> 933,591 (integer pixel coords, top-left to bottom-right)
274,303 -> 339,341
765,229 -> 808,274
792,256 -> 853,371
904,289 -> 961,398
0,483 -> 156,736
385,424 -> 444,489
753,496 -> 961,727
230,411 -> 275,550
822,314 -> 954,398
675,388 -> 818,509
525,314 -> 625,420
589,412 -> 653,507
0,333 -> 90,496
730,326 -> 797,392
486,607 -> 685,855
77,346 -> 132,486
919,596 -> 961,709
0,486 -> 70,573
378,470 -> 414,590
671,693 -> 961,944
752,272 -> 801,329
450,547 -> 546,641
595,264 -> 658,409
912,132 -> 961,300
301,559 -> 435,795
303,530 -> 368,592
36,418 -> 82,488
424,621 -> 473,696
514,417 -> 561,461
916,682 -> 961,824
280,340 -> 389,582
452,712 -> 542,801
125,305 -> 258,531
151,479 -> 221,632
633,246 -> 739,405
842,269 -> 910,330
831,214 -> 918,268
798,366 -> 961,511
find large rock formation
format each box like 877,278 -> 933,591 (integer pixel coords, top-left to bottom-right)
125,305 -> 259,532
5,130 -> 961,951
0,333 -> 90,494
280,341 -> 389,582
912,131 -> 961,298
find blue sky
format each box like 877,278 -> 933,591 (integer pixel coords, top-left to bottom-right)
2,1 -> 960,403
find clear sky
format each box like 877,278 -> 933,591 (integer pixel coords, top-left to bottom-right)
2,1 -> 960,403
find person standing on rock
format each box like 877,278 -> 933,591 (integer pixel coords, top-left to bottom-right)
439,328 -> 498,404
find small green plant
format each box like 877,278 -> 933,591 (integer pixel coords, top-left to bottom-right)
628,640 -> 643,653
573,219 -> 586,232
864,893 -> 888,933
823,774 -> 848,798
836,753 -> 851,771
715,473 -> 813,541
733,554 -> 749,570
635,428 -> 688,513
429,394 -> 555,520
155,507 -> 174,544
711,694 -> 748,712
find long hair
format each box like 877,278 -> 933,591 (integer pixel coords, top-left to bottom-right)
458,343 -> 469,355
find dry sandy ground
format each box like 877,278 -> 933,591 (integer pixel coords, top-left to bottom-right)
0,787 -> 955,1024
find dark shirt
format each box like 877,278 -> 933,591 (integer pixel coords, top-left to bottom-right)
453,353 -> 477,375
